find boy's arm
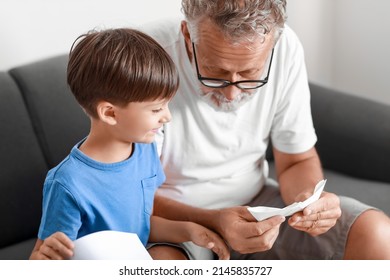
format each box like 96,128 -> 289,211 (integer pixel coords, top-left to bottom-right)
153,193 -> 285,255
29,232 -> 74,260
149,215 -> 230,260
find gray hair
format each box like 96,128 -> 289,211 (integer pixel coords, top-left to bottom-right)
182,0 -> 287,44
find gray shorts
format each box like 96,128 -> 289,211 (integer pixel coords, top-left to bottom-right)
231,179 -> 374,259
149,179 -> 375,260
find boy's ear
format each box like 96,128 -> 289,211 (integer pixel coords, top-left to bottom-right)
96,101 -> 117,125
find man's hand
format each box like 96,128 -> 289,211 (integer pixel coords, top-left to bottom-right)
30,232 -> 74,260
288,191 -> 342,236
215,206 -> 285,254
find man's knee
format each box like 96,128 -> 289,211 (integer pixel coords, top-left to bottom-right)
345,209 -> 390,259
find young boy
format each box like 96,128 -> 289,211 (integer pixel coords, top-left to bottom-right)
29,28 -> 229,260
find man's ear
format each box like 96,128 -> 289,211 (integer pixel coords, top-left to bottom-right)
96,101 -> 117,125
181,20 -> 191,42
181,20 -> 193,59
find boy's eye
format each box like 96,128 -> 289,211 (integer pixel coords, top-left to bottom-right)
152,108 -> 163,113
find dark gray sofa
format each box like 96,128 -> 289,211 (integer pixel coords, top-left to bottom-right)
1,54 -> 389,259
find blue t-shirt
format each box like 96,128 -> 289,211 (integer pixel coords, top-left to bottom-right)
38,140 -> 165,245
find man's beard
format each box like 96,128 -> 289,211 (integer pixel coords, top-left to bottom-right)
199,89 -> 257,112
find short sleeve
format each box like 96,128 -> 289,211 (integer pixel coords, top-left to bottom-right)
271,29 -> 317,154
38,180 -> 82,241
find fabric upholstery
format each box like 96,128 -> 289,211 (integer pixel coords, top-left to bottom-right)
9,55 -> 89,168
310,83 -> 390,183
0,72 -> 47,254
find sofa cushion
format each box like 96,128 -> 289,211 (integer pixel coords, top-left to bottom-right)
0,238 -> 36,260
0,72 -> 48,257
310,83 -> 390,183
9,55 -> 89,168
323,169 -> 390,215
268,162 -> 390,215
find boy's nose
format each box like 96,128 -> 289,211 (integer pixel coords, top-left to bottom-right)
160,108 -> 172,123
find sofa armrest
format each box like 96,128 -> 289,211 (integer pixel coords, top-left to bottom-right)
310,83 -> 390,183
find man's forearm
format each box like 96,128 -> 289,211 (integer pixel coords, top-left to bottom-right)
276,148 -> 324,205
279,158 -> 323,204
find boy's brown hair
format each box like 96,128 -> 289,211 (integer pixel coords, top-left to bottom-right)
67,28 -> 179,118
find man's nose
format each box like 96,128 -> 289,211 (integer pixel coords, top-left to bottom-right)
220,85 -> 243,101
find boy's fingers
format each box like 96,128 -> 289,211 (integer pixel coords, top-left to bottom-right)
207,234 -> 230,260
54,232 -> 74,249
44,233 -> 74,259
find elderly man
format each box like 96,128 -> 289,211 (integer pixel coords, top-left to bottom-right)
144,0 -> 390,260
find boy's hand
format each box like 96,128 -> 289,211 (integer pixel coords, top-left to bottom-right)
31,232 -> 74,260
187,223 -> 230,260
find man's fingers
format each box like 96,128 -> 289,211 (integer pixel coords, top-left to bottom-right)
303,191 -> 340,216
292,217 -> 334,230
242,215 -> 285,238
233,224 -> 281,254
229,216 -> 284,254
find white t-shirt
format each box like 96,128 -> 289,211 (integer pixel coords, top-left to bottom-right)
141,18 -> 317,209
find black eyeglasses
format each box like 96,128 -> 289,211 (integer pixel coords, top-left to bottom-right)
192,42 -> 274,90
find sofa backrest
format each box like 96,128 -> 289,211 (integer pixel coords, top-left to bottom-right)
0,72 -> 48,250
9,55 -> 89,168
310,83 -> 390,183
0,55 -> 89,255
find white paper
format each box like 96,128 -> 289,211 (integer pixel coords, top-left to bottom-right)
248,179 -> 327,221
71,230 -> 152,260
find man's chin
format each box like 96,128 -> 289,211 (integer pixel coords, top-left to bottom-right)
200,91 -> 255,112
209,100 -> 241,112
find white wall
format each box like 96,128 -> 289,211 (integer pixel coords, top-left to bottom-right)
0,0 -> 182,70
288,0 -> 390,105
287,1 -> 335,87
1,0 -> 389,105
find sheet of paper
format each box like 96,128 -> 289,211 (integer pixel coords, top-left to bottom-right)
247,179 -> 327,221
71,230 -> 152,260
